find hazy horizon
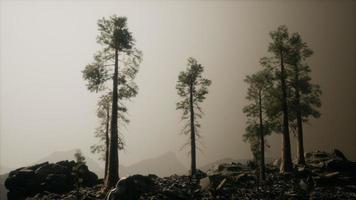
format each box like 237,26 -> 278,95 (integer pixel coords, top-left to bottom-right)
1,0 -> 355,173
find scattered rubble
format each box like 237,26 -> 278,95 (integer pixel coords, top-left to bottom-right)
7,149 -> 356,200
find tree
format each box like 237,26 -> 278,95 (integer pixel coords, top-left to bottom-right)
267,25 -> 293,173
90,92 -> 127,180
243,68 -> 274,181
176,57 -> 211,176
73,150 -> 86,200
82,15 -> 142,189
243,130 -> 260,163
287,32 -> 321,165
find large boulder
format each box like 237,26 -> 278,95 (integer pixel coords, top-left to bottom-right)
5,168 -> 42,197
305,149 -> 356,187
107,175 -> 155,200
78,164 -> 99,187
5,160 -> 98,200
43,173 -> 72,193
305,149 -> 356,171
35,163 -> 72,179
216,162 -> 243,173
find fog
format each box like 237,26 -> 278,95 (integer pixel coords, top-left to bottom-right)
1,0 -> 355,172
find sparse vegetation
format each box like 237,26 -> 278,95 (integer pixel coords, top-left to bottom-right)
7,8 -> 354,200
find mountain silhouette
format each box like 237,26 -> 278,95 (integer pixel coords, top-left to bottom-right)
0,165 -> 11,175
199,158 -> 249,172
35,150 -> 187,178
120,151 -> 187,177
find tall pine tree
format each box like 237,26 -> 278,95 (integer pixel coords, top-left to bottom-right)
176,57 -> 211,176
243,68 -> 274,181
267,25 -> 293,173
288,32 -> 321,165
82,15 -> 142,189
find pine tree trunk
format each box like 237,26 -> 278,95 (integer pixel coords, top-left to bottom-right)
189,84 -> 197,176
104,107 -> 110,180
294,66 -> 305,165
105,49 -> 119,189
258,90 -> 266,181
279,52 -> 293,173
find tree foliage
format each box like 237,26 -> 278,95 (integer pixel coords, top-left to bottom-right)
286,32 -> 321,165
82,49 -> 142,97
265,25 -> 294,173
176,58 -> 211,139
83,15 -> 142,189
176,57 -> 211,175
287,33 -> 321,130
243,68 -> 275,180
73,150 -> 86,200
248,26 -> 322,170
90,92 -> 127,160
243,130 -> 260,162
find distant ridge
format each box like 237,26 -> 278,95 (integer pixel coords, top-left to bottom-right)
0,165 -> 11,174
120,151 -> 187,177
35,150 -> 187,178
199,158 -> 249,172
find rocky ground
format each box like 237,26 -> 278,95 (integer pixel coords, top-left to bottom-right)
5,160 -> 98,200
6,149 -> 356,200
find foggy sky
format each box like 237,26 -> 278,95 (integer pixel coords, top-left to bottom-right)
1,0 -> 355,172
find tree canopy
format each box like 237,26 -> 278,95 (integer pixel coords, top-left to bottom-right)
176,57 -> 211,175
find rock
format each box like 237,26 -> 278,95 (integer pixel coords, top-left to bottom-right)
325,158 -> 356,172
305,149 -> 356,180
5,160 -> 98,200
35,163 -> 71,180
5,169 -> 42,196
324,171 -> 340,178
345,185 -> 356,192
5,169 -> 36,190
193,169 -> 207,179
298,179 -> 309,192
161,188 -> 189,200
235,172 -> 255,183
83,171 -> 99,187
273,159 -> 281,167
7,189 -> 27,200
199,177 -> 210,190
43,174 -> 72,193
216,178 -> 227,190
207,173 -> 225,188
246,160 -> 258,169
312,172 -> 341,187
107,175 -> 155,200
310,186 -> 356,200
27,162 -> 49,171
296,166 -> 313,178
217,162 -> 242,172
333,149 -> 348,161
14,150 -> 356,200
305,150 -> 330,164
